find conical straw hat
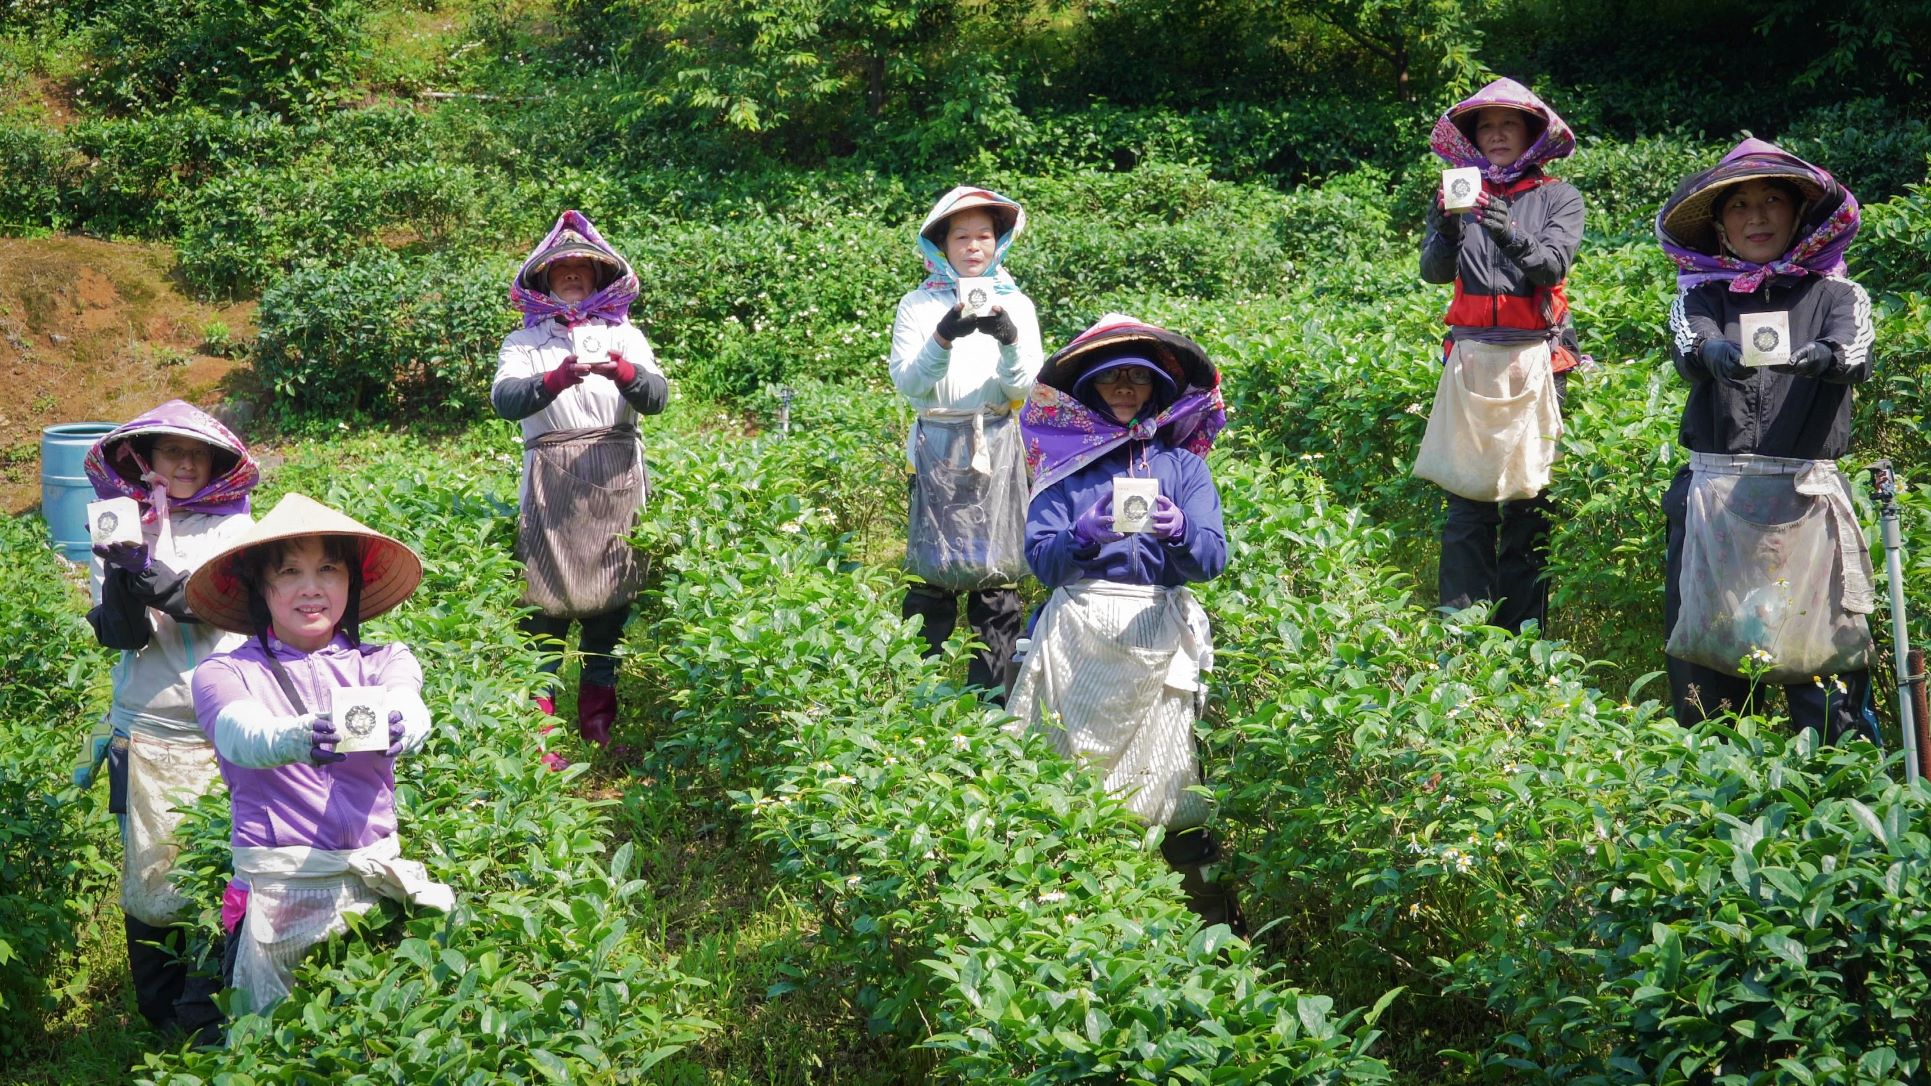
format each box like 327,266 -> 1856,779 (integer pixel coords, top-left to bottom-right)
185,492 -> 424,636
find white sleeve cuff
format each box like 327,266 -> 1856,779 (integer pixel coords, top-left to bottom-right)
214,700 -> 311,768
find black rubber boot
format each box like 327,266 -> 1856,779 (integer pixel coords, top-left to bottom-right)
125,916 -> 187,1032
1160,829 -> 1249,938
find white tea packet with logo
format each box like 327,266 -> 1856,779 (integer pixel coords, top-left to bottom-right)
1112,477 -> 1160,535
87,497 -> 143,547
330,686 -> 391,754
956,277 -> 995,319
1741,311 -> 1791,368
1441,167 -> 1483,213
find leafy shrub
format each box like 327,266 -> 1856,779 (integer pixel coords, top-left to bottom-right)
81,0 -> 366,116
171,160 -> 500,298
253,251 -> 514,429
64,108 -> 296,238
1779,98 -> 1931,201
0,121 -> 78,232
0,515 -> 112,1054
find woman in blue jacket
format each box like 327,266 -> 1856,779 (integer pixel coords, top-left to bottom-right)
1008,315 -> 1240,933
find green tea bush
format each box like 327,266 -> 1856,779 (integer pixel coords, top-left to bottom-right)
1780,99 -> 1931,202
81,0 -> 366,116
171,160 -> 500,298
616,397 -> 1397,1081
1549,723 -> 1931,1085
63,108 -> 295,238
253,251 -> 514,429
140,429 -> 716,1083
0,121 -> 78,232
0,515 -> 112,1054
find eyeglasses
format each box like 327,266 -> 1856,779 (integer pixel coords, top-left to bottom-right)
1092,368 -> 1156,388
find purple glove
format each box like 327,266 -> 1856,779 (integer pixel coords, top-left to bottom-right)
93,540 -> 151,573
1151,494 -> 1186,543
384,710 -> 406,758
309,712 -> 345,766
1072,494 -> 1123,549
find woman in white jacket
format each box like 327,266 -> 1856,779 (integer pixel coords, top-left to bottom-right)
889,186 -> 1044,701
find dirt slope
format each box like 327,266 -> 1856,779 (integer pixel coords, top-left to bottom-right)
0,236 -> 256,514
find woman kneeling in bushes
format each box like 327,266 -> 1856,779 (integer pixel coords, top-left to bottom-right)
1008,316 -> 1243,932
188,494 -> 451,1016
1656,139 -> 1876,739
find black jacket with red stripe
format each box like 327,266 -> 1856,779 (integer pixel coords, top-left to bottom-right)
1420,173 -> 1585,356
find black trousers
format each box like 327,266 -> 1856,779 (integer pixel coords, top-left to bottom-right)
1436,369 -> 1566,635
1663,467 -> 1868,741
125,916 -> 224,1042
903,584 -> 1023,700
525,605 -> 630,687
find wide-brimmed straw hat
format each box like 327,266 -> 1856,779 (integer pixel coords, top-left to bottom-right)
519,228 -> 624,290
1036,314 -> 1217,396
1659,161 -> 1827,255
186,492 -> 424,636
919,190 -> 1022,244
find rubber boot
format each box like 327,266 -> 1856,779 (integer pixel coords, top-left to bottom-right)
577,681 -> 616,747
1160,830 -> 1249,938
125,916 -> 186,1032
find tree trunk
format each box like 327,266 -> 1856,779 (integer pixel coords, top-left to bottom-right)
866,52 -> 885,116
1394,36 -> 1411,101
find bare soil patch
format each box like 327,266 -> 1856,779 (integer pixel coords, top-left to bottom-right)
0,235 -> 258,514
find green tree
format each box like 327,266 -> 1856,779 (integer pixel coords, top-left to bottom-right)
582,0 -> 1050,150
1298,0 -> 1492,101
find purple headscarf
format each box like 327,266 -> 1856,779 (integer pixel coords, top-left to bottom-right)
1431,78 -> 1576,184
509,210 -> 640,329
1021,316 -> 1226,498
1655,138 -> 1859,294
84,399 -> 257,524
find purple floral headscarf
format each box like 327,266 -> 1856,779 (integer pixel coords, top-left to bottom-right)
1431,78 -> 1576,184
1655,138 -> 1859,294
84,399 -> 257,524
509,210 -> 640,328
1021,316 -> 1226,498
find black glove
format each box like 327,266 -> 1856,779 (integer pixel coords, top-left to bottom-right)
1427,194 -> 1463,239
976,306 -> 1019,346
1779,340 -> 1836,379
1698,336 -> 1750,382
1476,194 -> 1527,253
935,303 -> 974,344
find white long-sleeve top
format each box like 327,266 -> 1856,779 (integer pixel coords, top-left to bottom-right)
888,287 -> 1044,414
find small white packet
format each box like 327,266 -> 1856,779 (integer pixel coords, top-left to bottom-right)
1741,311 -> 1791,368
87,497 -> 143,547
956,276 -> 995,319
1113,477 -> 1160,535
330,686 -> 391,754
1441,167 -> 1483,213
570,325 -> 612,367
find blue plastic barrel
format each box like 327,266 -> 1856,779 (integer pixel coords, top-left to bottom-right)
41,422 -> 116,562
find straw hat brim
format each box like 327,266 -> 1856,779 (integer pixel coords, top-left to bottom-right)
1660,168 -> 1827,253
1038,322 -> 1217,396
185,492 -> 424,636
920,197 -> 1021,244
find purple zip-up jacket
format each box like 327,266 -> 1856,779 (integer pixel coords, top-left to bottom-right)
193,635 -> 422,850
1027,441 -> 1226,589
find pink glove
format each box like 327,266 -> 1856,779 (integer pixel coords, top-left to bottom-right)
590,352 -> 637,385
1151,494 -> 1185,543
541,355 -> 588,397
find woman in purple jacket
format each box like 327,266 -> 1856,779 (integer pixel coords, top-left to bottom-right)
1008,315 -> 1241,933
187,493 -> 452,1016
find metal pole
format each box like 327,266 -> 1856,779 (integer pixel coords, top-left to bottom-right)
1872,461 -> 1917,783
778,386 -> 795,436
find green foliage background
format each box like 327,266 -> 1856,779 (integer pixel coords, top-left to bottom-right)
3,0 -> 1931,1081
